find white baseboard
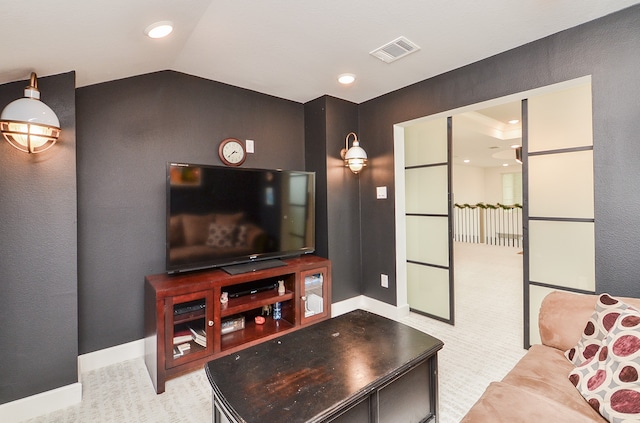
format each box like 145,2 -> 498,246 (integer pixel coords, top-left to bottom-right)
332,295 -> 410,321
0,383 -> 82,423
4,297 -> 403,422
78,338 -> 144,375
0,340 -> 145,422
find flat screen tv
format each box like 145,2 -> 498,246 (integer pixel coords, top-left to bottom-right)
166,163 -> 316,274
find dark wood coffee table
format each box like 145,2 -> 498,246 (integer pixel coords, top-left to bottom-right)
205,309 -> 443,423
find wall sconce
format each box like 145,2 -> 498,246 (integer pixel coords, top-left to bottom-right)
0,72 -> 61,153
340,132 -> 367,174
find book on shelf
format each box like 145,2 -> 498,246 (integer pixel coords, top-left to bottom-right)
173,328 -> 193,344
188,324 -> 206,347
177,343 -> 191,354
221,315 -> 245,334
173,345 -> 182,359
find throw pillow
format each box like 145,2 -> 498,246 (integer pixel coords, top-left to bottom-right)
565,294 -> 634,366
568,308 -> 640,422
235,225 -> 248,248
206,223 -> 236,248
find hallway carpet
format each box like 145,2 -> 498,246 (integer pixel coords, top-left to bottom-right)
399,242 -> 527,422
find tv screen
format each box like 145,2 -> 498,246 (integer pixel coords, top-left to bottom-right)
166,163 -> 316,274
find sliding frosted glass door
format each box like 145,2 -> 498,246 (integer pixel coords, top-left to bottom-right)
404,117 -> 454,323
524,82 -> 595,346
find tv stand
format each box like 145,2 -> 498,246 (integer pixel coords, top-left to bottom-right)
222,258 -> 287,275
144,255 -> 331,394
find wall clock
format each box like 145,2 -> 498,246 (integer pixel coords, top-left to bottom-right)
218,138 -> 246,166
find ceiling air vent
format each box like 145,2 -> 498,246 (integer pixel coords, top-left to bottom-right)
370,36 -> 420,63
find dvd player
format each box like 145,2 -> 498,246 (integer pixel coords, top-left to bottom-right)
227,282 -> 278,298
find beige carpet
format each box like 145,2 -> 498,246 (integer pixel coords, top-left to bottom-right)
24,242 -> 526,423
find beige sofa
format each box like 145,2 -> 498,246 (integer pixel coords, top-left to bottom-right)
461,291 -> 640,422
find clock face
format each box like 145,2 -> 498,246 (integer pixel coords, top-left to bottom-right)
219,138 -> 246,166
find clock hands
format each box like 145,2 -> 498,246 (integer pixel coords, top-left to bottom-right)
219,139 -> 246,166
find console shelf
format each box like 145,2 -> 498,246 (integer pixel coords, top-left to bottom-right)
144,255 -> 331,394
221,318 -> 295,351
221,290 -> 294,317
173,310 -> 206,325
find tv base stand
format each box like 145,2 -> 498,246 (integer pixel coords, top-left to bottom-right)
222,258 -> 287,275
144,255 -> 331,394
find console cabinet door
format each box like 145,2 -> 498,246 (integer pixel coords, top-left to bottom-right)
299,267 -> 330,325
165,290 -> 214,368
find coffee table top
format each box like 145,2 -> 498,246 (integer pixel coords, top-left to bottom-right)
205,309 -> 443,423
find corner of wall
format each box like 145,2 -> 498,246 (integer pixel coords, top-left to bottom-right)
332,295 -> 410,321
78,339 -> 145,374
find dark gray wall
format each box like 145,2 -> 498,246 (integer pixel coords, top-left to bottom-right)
358,5 -> 640,302
0,72 -> 77,404
4,3 -> 640,407
305,96 -> 361,302
304,97 -> 329,259
76,71 -> 305,354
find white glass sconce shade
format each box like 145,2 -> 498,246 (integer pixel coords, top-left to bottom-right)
341,132 -> 368,174
0,73 -> 61,154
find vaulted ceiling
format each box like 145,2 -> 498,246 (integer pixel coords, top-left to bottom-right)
2,1 -> 639,104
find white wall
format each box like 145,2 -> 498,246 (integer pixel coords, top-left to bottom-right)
453,164 -> 522,205
452,164 -> 485,204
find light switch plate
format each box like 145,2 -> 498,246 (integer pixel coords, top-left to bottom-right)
381,274 -> 389,288
376,186 -> 387,199
246,139 -> 255,153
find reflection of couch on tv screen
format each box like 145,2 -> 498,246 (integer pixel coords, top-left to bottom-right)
168,212 -> 267,266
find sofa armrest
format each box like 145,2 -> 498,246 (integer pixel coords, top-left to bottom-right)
539,291 -> 640,351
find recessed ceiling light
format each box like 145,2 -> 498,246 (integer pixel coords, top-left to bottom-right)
503,163 -> 509,167
508,119 -> 520,124
338,73 -> 356,85
145,21 -> 174,39
463,159 -> 470,163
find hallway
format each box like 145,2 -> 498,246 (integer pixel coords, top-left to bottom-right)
400,242 -> 527,422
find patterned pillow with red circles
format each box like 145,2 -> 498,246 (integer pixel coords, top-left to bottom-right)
568,308 -> 640,422
565,294 -> 635,366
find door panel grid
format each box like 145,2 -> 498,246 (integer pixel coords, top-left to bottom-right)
404,117 -> 454,324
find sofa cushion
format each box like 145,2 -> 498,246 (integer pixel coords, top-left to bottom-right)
569,308 -> 640,422
501,344 -> 607,421
182,213 -> 216,246
169,214 -> 185,246
565,294 -> 634,366
461,345 -> 606,422
214,212 -> 244,225
460,381 -> 606,423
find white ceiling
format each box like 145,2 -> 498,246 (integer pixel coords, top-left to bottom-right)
455,101 -> 523,168
2,0 -> 639,104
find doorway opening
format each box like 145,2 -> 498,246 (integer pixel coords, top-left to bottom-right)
394,75 -> 594,348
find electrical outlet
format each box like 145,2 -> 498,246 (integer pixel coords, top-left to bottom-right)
381,273 -> 389,288
376,186 -> 387,199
